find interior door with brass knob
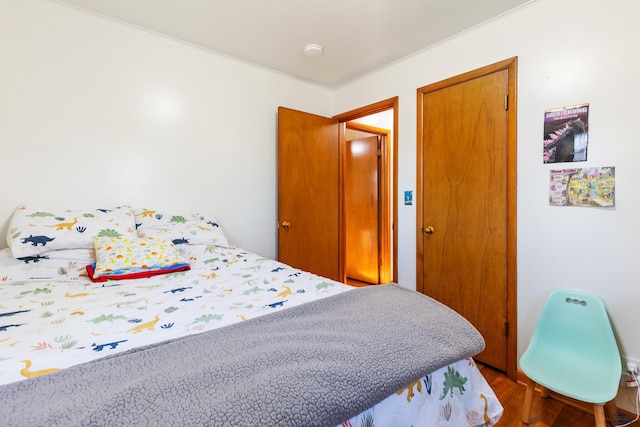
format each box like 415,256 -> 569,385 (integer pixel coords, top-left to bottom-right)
277,107 -> 340,281
417,60 -> 515,376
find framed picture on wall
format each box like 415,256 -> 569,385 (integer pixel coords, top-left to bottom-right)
543,103 -> 589,163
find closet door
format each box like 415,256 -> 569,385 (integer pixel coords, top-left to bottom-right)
417,58 -> 517,376
277,107 -> 340,281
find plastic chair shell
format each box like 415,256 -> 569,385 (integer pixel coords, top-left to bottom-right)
519,289 -> 621,405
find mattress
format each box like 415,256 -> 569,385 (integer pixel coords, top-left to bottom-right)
0,243 -> 503,426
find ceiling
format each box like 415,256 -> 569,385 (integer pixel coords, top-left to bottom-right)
57,0 -> 534,88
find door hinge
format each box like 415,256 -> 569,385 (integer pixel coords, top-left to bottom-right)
504,94 -> 508,111
504,320 -> 509,336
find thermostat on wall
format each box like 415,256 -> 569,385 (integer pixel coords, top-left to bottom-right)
404,191 -> 413,205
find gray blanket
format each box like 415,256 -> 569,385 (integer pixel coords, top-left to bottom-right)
0,284 -> 484,427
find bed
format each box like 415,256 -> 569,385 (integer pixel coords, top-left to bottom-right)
0,205 -> 503,426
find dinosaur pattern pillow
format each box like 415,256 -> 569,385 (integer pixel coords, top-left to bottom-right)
134,209 -> 229,247
7,205 -> 137,259
91,236 -> 186,278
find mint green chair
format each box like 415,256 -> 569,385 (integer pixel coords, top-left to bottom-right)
520,289 -> 621,427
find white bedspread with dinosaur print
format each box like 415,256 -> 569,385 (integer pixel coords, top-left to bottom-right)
0,244 -> 502,426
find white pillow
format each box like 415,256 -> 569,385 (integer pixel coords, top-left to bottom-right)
7,204 -> 137,258
134,208 -> 229,247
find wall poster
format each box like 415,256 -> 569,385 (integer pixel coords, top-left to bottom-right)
543,103 -> 589,163
549,167 -> 615,207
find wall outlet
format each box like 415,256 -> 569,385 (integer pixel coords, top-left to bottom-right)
623,356 -> 640,375
621,356 -> 640,387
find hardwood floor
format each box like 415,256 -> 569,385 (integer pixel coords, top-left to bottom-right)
478,364 -> 639,427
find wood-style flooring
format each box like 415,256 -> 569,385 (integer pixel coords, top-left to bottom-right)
478,364 -> 639,427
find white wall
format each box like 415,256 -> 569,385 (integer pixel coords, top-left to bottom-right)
333,0 -> 640,411
0,0 -> 332,258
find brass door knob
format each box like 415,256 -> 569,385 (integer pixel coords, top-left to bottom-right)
281,221 -> 291,229
424,226 -> 435,234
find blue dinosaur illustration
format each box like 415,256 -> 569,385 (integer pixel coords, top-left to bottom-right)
271,267 -> 286,273
206,221 -> 220,228
172,238 -> 190,245
0,324 -> 25,332
0,309 -> 31,318
21,235 -> 55,247
92,340 -> 128,351
17,255 -> 49,263
266,300 -> 287,308
164,286 -> 192,294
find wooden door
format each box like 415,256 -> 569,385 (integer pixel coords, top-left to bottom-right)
277,107 -> 340,281
345,136 -> 380,284
417,58 -> 517,376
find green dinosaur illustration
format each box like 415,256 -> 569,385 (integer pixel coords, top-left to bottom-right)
20,288 -> 52,296
107,297 -> 146,308
316,282 -> 334,290
87,314 -> 128,324
162,271 -> 187,279
243,286 -> 261,295
439,366 -> 468,399
170,215 -> 187,224
97,228 -> 123,238
193,313 -> 223,324
27,211 -> 55,218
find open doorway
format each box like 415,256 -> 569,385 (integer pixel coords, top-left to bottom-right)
277,98 -> 397,285
334,99 -> 397,285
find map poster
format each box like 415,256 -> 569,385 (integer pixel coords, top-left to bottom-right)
549,167 -> 615,207
543,103 -> 589,163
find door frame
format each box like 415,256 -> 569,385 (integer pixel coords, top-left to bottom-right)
416,58 -> 517,379
345,124 -> 391,284
333,97 -> 399,284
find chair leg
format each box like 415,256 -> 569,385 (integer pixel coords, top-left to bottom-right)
539,385 -> 549,398
593,404 -> 606,427
522,377 -> 536,424
605,400 -> 617,426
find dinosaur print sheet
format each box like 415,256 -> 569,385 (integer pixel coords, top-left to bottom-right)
343,358 -> 503,427
0,244 -> 502,426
